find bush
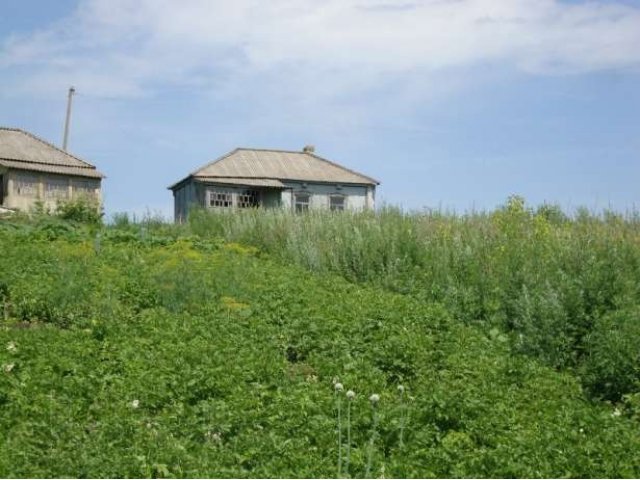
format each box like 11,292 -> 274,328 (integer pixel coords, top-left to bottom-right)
55,198 -> 103,225
581,307 -> 640,401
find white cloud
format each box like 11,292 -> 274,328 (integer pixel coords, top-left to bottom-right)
1,0 -> 639,101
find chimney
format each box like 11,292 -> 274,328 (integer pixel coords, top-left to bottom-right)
303,145 -> 315,154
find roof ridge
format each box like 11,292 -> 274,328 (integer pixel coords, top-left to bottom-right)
235,147 -> 308,154
0,127 -> 96,169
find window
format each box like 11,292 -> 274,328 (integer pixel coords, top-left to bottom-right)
295,193 -> 310,212
238,189 -> 259,208
14,174 -> 38,197
330,195 -> 345,211
45,177 -> 69,199
73,179 -> 98,198
208,190 -> 232,208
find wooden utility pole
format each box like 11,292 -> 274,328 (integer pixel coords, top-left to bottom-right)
62,86 -> 75,151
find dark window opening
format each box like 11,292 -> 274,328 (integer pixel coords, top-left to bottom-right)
209,191 -> 233,208
238,189 -> 259,208
295,193 -> 310,212
330,195 -> 345,211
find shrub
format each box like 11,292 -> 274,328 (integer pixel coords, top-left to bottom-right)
55,198 -> 103,225
581,307 -> 640,402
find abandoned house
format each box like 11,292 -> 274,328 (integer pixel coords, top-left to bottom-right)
0,127 -> 104,212
169,146 -> 379,222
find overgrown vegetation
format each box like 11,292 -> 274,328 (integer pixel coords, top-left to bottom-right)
187,197 -> 640,403
0,198 -> 639,477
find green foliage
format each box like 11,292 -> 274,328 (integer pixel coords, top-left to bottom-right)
187,200 -> 640,401
581,307 -> 640,402
0,202 -> 639,477
55,197 -> 103,225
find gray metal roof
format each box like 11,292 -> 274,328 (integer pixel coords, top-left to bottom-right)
170,147 -> 378,189
0,127 -> 104,179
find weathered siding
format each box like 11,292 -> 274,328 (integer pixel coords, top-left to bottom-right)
173,181 -> 198,223
0,166 -> 7,207
173,179 -> 375,222
1,169 -> 101,211
281,182 -> 371,211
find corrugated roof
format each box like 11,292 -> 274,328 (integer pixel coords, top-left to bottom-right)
195,177 -> 285,188
0,159 -> 104,179
0,127 -> 104,179
169,148 -> 378,189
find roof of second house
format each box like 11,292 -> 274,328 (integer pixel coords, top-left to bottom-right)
0,127 -> 104,179
169,147 -> 379,189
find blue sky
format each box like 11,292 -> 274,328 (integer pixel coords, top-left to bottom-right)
1,0 -> 639,218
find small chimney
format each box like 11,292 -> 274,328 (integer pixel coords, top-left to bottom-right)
303,145 -> 315,154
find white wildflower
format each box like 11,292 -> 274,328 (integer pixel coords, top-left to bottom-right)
205,431 -> 222,443
397,385 -> 405,394
369,393 -> 380,404
334,382 -> 344,392
346,390 -> 356,400
131,399 -> 140,409
6,341 -> 17,353
3,363 -> 15,373
612,408 -> 622,418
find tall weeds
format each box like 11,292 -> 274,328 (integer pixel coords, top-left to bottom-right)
187,198 -> 640,401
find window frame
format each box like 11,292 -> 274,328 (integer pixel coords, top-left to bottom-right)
208,190 -> 233,208
294,192 -> 310,212
237,189 -> 260,208
73,179 -> 99,199
44,177 -> 69,200
14,173 -> 39,197
330,195 -> 346,211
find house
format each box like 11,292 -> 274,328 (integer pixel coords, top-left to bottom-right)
0,127 -> 104,212
169,146 -> 379,222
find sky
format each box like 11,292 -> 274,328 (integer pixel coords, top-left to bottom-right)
1,0 -> 639,218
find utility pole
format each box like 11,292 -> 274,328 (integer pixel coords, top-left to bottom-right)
62,86 -> 75,151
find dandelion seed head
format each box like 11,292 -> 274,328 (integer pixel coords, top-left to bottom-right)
131,399 -> 140,409
6,342 -> 17,353
612,408 -> 622,417
397,385 -> 405,394
346,390 -> 356,400
369,393 -> 380,404
3,363 -> 15,373
334,382 -> 344,392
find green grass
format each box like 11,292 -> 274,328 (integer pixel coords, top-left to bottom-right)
0,210 -> 639,477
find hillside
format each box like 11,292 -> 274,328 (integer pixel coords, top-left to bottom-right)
0,216 -> 639,478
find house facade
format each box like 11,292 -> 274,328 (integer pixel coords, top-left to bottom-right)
169,146 -> 379,222
0,128 -> 104,212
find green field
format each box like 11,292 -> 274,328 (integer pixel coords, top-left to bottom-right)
1,199 -> 639,477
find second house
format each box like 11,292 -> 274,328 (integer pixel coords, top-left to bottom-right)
169,145 -> 379,222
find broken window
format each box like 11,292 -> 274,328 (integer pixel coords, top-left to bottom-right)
73,179 -> 99,198
14,173 -> 38,197
209,190 -> 233,208
238,189 -> 259,208
330,195 -> 345,211
45,177 -> 69,199
295,193 -> 310,212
